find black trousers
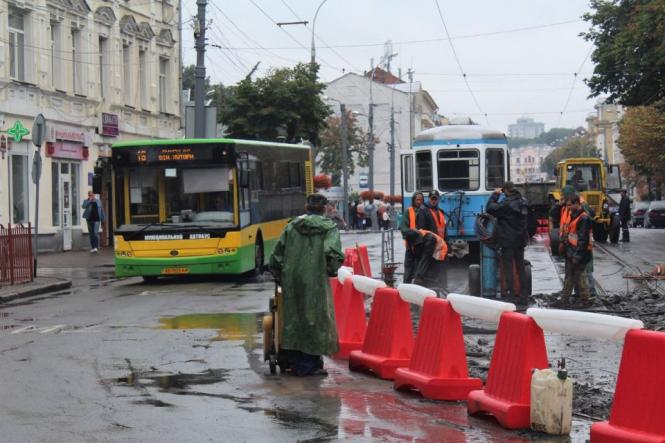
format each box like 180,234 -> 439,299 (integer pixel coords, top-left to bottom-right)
500,247 -> 527,297
621,218 -> 630,241
403,248 -> 416,284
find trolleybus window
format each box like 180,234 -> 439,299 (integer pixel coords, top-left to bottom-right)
437,150 -> 480,191
403,155 -> 414,193
415,151 -> 433,190
486,148 -> 505,190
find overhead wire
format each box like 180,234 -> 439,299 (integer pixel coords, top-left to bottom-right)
433,0 -> 488,125
557,46 -> 594,127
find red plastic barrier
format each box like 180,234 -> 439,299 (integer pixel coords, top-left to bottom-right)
332,278 -> 368,359
591,329 -> 665,443
394,298 -> 482,400
343,245 -> 372,277
349,287 -> 414,379
467,311 -> 548,429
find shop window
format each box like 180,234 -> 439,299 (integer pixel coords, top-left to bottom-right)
51,161 -> 82,227
10,154 -> 29,223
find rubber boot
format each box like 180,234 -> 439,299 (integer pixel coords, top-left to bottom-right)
622,229 -> 630,242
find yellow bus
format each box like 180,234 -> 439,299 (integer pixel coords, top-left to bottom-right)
108,138 -> 313,281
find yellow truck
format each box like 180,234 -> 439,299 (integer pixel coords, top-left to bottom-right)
549,157 -> 622,255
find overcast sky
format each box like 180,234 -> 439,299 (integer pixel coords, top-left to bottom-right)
181,0 -> 598,133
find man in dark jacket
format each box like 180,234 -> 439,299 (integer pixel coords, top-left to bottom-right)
560,195 -> 592,304
399,192 -> 424,283
487,181 -> 529,300
619,189 -> 630,242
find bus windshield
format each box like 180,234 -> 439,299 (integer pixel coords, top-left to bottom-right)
123,165 -> 236,226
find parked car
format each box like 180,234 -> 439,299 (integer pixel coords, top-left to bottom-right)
645,201 -> 665,228
632,201 -> 651,227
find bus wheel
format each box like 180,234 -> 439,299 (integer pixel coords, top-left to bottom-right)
468,264 -> 480,297
142,275 -> 158,283
254,236 -> 264,275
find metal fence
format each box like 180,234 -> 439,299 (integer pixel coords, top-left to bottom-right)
0,223 -> 34,286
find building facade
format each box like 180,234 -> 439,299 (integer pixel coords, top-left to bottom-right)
508,117 -> 545,139
509,145 -> 554,183
323,72 -> 439,197
586,100 -> 623,165
0,0 -> 181,252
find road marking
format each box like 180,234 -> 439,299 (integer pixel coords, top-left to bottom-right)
39,325 -> 67,334
11,325 -> 38,334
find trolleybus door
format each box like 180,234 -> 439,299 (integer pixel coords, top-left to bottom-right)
401,153 -> 415,198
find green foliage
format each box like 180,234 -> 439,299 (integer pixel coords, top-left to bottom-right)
583,0 -> 665,109
618,106 -> 665,194
541,136 -> 600,175
218,63 -> 330,144
317,112 -> 372,186
181,64 -> 211,101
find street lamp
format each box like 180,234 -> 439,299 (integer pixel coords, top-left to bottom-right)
310,0 -> 328,67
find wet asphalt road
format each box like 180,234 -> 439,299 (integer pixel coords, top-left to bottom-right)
0,229 -> 662,442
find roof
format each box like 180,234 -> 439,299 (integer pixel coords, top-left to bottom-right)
413,125 -> 506,147
364,67 -> 404,85
112,138 -> 310,150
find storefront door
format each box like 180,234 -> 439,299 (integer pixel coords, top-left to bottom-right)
61,172 -> 72,251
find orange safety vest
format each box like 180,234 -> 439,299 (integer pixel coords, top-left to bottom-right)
408,207 -> 417,229
567,212 -> 593,251
559,206 -> 571,238
418,229 -> 448,261
429,208 -> 446,239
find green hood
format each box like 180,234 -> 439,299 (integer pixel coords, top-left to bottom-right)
291,214 -> 337,235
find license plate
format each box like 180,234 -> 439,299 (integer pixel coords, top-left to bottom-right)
161,267 -> 190,275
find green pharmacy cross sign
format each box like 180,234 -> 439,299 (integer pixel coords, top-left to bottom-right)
6,120 -> 30,142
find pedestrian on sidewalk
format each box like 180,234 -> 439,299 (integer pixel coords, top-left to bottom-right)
486,181 -> 529,301
619,189 -> 631,242
269,193 -> 344,376
560,195 -> 592,305
82,190 -> 105,253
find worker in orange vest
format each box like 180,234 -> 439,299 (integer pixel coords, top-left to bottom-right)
560,194 -> 593,304
412,190 -> 448,290
400,192 -> 424,283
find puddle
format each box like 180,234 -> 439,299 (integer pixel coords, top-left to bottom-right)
112,368 -> 230,391
158,313 -> 263,342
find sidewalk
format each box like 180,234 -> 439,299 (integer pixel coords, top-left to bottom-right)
0,248 -> 114,303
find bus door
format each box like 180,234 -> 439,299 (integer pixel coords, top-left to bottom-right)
401,152 -> 415,201
237,154 -> 250,227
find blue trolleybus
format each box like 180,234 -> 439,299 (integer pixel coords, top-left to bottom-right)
401,124 -> 526,296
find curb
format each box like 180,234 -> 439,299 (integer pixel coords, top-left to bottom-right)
0,279 -> 73,304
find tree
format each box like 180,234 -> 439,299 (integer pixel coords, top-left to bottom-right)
583,0 -> 665,109
507,128 -> 581,148
317,111 -> 372,186
541,136 -> 600,176
618,106 -> 665,198
182,64 -> 211,101
218,63 -> 330,145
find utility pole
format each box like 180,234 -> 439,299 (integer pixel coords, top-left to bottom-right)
368,58 -> 376,193
194,0 -> 207,138
340,103 -> 349,224
407,68 -> 414,146
389,100 -> 395,200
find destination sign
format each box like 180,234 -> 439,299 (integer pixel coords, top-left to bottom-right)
114,144 -> 233,167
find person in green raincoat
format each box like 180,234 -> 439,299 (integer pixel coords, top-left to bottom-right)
269,193 -> 344,376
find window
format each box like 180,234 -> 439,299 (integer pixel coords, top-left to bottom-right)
71,28 -> 82,94
99,37 -> 108,98
129,168 -> 159,223
10,155 -> 29,223
139,49 -> 148,109
415,151 -> 433,191
437,149 -> 480,191
9,8 -> 25,81
51,162 -> 60,226
51,23 -> 60,89
123,44 -> 132,105
159,57 -> 169,112
566,164 -> 601,192
402,155 -> 414,193
486,148 -> 505,190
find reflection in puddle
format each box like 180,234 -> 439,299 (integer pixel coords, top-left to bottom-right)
158,313 -> 263,343
114,368 -> 230,391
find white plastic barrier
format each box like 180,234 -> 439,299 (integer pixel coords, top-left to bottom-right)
526,308 -> 644,342
397,284 -> 437,307
446,293 -> 516,323
351,275 -> 387,296
337,266 -> 353,284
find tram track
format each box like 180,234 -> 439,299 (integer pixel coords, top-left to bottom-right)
594,241 -> 665,297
